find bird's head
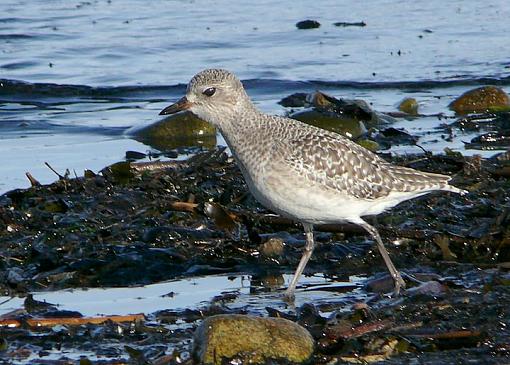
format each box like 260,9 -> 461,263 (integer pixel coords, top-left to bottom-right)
159,69 -> 252,128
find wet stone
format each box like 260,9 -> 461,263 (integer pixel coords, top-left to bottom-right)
296,20 -> 321,29
291,109 -> 367,139
193,314 -> 315,365
397,97 -> 419,115
131,110 -> 217,150
125,150 -> 147,160
449,86 -> 510,114
260,237 -> 285,257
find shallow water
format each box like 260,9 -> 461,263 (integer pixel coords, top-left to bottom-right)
1,0 -> 510,193
0,272 -> 365,317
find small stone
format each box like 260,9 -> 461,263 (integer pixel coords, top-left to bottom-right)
260,237 -> 285,257
397,97 -> 419,115
296,20 -> 321,29
449,86 -> 510,114
193,314 -> 314,365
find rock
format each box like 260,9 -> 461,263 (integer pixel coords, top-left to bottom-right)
102,161 -> 135,184
449,86 -> 510,114
288,91 -> 383,139
260,237 -> 285,257
296,20 -> 321,29
373,127 -> 417,149
131,111 -> 216,150
193,314 -> 314,365
278,92 -> 308,107
291,109 -> 367,138
308,92 -> 375,121
125,150 -> 147,160
397,97 -> 419,115
281,91 -> 390,136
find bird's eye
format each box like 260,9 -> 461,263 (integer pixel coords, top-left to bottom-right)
202,87 -> 216,97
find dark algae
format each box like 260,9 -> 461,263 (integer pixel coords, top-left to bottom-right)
0,143 -> 509,363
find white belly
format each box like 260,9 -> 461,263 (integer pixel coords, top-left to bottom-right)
242,165 -> 430,225
242,168 -> 366,224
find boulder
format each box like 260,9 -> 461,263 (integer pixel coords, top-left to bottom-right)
131,111 -> 216,150
449,86 -> 510,114
193,314 -> 314,364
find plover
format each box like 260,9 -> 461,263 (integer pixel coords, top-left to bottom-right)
159,69 -> 464,299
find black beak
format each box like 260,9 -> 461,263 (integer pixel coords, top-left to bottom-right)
159,96 -> 192,115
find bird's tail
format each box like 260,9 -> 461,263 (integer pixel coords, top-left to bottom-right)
440,182 -> 468,195
388,164 -> 467,195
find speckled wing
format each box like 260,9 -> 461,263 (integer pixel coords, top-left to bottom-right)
281,131 -> 452,200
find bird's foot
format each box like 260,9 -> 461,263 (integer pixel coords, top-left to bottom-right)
391,272 -> 406,297
283,289 -> 296,303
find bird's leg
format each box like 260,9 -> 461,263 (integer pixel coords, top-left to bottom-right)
356,220 -> 406,296
284,223 -> 315,301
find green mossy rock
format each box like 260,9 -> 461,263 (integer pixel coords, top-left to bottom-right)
132,111 -> 216,150
289,91 -> 392,139
397,97 -> 419,115
291,109 -> 367,139
193,314 -> 314,365
449,86 -> 510,114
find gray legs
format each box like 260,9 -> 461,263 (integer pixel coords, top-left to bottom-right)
283,220 -> 404,300
356,219 -> 406,295
284,223 -> 315,300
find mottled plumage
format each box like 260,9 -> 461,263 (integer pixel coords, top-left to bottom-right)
160,69 -> 465,299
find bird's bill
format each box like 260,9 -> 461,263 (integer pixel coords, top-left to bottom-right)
159,96 -> 192,115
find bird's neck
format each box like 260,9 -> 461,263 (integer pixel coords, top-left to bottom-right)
218,101 -> 262,146
217,103 -> 270,174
